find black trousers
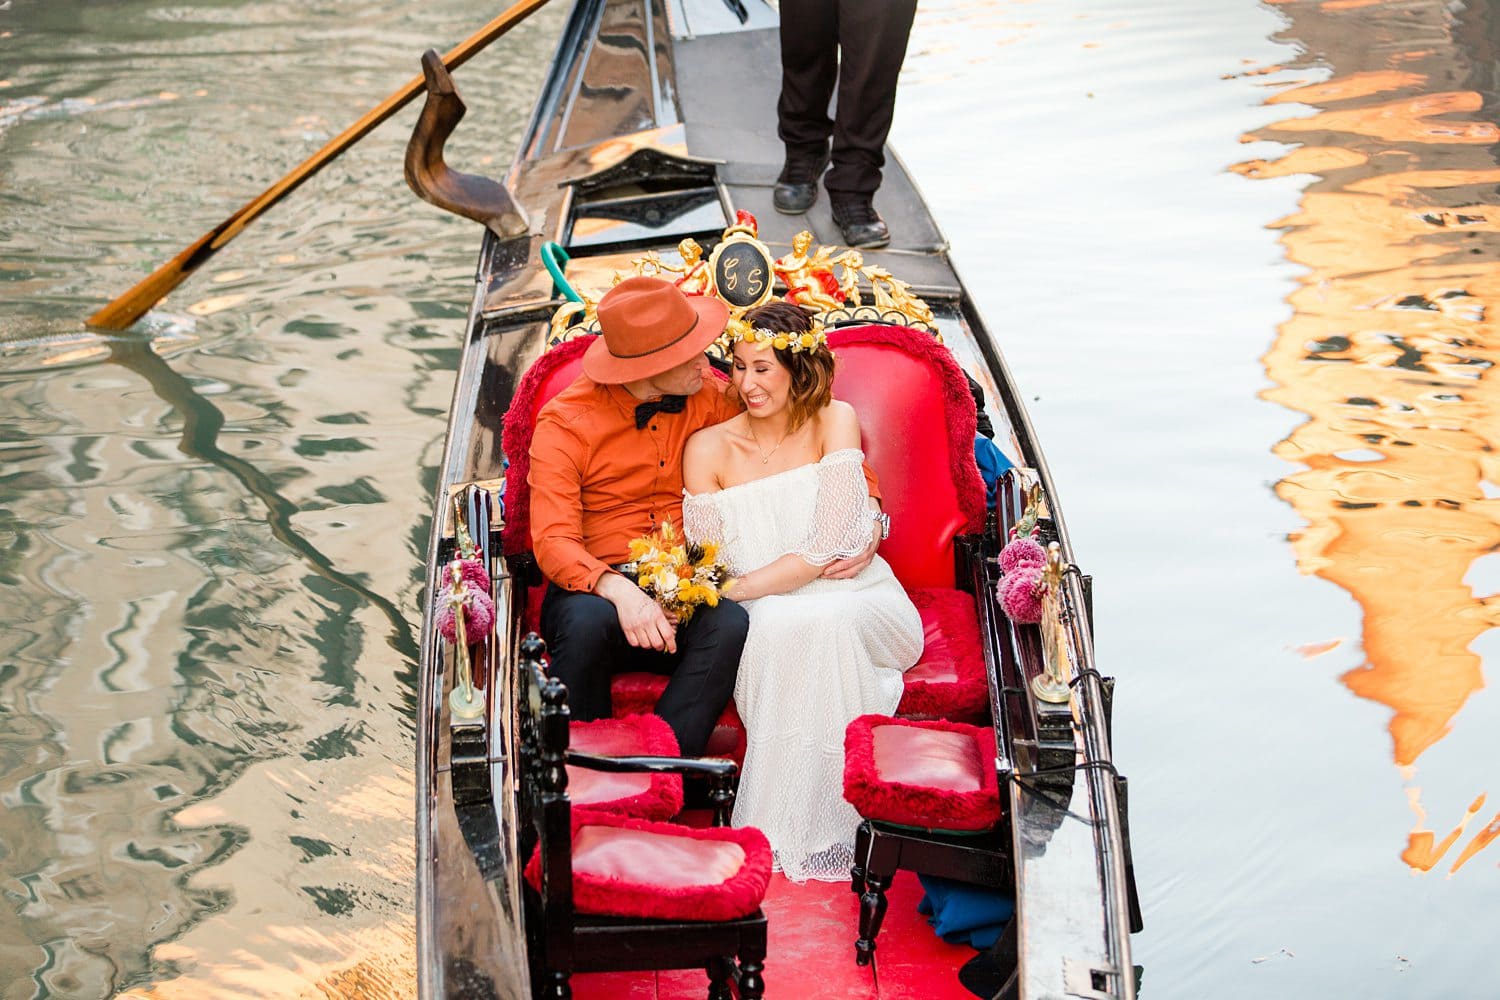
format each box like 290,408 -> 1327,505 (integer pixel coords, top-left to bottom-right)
540,585 -> 749,757
777,0 -> 919,196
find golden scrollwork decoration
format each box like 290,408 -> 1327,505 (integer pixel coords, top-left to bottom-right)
543,219 -> 939,350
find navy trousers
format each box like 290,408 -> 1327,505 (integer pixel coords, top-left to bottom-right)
540,585 -> 748,757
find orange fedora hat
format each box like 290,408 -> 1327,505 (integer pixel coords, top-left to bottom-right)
582,276 -> 730,384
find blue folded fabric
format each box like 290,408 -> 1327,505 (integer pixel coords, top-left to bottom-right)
917,874 -> 1015,949
974,436 -> 1014,511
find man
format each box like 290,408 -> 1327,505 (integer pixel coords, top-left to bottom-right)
772,0 -> 919,250
528,277 -> 881,756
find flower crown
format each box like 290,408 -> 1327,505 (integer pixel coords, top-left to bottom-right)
717,317 -> 828,355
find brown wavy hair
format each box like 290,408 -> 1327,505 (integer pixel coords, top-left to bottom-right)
737,300 -> 835,431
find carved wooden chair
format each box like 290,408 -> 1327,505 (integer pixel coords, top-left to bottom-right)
516,634 -> 770,1000
841,713 -> 1012,966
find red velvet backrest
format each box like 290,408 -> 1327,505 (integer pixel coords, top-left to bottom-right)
500,337 -> 593,555
828,325 -> 986,590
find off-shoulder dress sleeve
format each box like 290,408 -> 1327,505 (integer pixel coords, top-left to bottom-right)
682,491 -> 725,549
795,449 -> 874,566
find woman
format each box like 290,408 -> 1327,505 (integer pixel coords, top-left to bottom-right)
682,300 -> 923,882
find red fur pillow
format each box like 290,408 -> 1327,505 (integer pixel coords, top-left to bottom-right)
843,714 -> 1001,831
525,811 -> 771,921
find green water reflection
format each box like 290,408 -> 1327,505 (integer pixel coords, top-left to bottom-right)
1,0 -> 563,994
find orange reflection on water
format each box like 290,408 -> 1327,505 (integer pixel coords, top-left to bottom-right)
116,769 -> 417,999
1263,70 -> 1425,105
1244,0 -> 1500,873
1447,811 -> 1500,874
1402,789 -> 1485,872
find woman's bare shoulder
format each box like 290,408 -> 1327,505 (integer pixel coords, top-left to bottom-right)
684,418 -> 740,491
687,414 -> 742,452
824,398 -> 860,425
817,399 -> 863,449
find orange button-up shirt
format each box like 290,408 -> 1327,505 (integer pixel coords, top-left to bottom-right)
528,374 -> 880,592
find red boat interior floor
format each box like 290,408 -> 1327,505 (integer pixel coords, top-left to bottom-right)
569,870 -> 979,999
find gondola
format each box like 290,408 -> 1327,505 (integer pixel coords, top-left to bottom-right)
409,0 -> 1139,997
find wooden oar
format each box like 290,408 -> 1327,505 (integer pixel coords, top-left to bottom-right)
88,0 -> 553,331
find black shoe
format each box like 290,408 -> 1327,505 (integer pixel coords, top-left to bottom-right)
830,194 -> 891,249
773,153 -> 828,215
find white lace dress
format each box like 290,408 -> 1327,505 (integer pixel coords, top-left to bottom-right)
683,447 -> 923,882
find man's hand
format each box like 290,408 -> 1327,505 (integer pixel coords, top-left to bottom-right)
596,572 -> 677,652
821,520 -> 881,579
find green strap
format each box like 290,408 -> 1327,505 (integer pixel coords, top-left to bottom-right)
540,241 -> 582,303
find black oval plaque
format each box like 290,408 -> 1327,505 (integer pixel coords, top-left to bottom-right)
709,237 -> 775,309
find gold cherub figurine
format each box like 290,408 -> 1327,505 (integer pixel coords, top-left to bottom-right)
774,230 -> 844,313
634,238 -> 714,297
671,238 -> 714,296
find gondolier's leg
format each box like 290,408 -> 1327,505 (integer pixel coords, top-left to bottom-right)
774,0 -> 838,213
824,0 -> 918,198
539,585 -> 624,722
776,0 -> 838,157
652,599 -> 748,756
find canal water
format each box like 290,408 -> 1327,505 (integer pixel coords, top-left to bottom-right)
1,0 -> 1495,996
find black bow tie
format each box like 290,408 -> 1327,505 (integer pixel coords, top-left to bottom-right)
634,395 -> 687,429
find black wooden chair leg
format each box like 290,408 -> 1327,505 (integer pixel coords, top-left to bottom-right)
543,970 -> 571,999
739,958 -> 765,1000
855,830 -> 900,966
855,871 -> 891,967
850,819 -> 872,895
739,929 -> 767,1000
707,955 -> 734,1000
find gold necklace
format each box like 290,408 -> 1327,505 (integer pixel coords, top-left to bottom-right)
747,422 -> 790,465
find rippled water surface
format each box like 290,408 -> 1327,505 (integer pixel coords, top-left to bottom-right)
2,0 -> 1497,996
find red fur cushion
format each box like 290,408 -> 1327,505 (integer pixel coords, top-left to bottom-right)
828,325 -> 987,589
499,337 -> 593,556
567,714 -> 684,821
610,672 -> 747,765
843,715 -> 1002,831
524,811 -> 771,921
896,588 -> 988,723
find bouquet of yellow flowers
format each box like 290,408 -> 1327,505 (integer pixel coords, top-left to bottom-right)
626,519 -> 733,623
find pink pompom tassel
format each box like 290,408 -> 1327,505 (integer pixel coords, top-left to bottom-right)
453,558 -> 491,592
998,536 -> 1045,575
437,586 -> 496,643
997,566 -> 1045,624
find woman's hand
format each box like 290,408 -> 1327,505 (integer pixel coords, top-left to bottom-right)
821,520 -> 880,579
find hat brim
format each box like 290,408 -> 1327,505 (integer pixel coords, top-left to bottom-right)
581,294 -> 730,384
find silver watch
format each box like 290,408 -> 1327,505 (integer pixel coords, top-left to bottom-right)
873,511 -> 891,540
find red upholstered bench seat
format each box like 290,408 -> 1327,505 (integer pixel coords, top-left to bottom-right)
611,672 -> 748,764
843,714 -> 1002,832
525,811 -> 772,921
568,714 -> 684,820
526,583 -> 985,763
521,586 -> 748,764
897,588 -> 988,723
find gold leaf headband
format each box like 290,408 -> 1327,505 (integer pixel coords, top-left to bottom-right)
717,316 -> 828,355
